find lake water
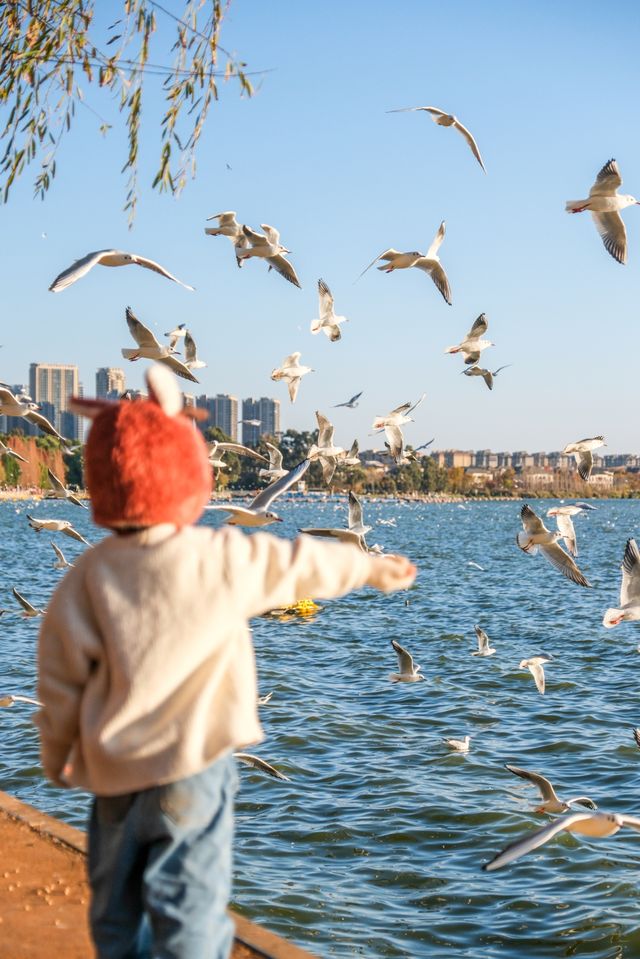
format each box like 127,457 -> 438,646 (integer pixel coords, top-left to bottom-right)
2,496 -> 640,958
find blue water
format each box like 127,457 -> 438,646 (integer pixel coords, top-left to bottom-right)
2,496 -> 640,958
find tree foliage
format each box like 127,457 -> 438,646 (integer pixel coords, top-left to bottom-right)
0,1 -> 254,223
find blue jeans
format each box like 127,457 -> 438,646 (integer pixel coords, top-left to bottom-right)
88,753 -> 238,959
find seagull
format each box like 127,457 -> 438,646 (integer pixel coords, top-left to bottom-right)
0,693 -> 43,708
184,331 -> 207,372
308,411 -> 345,484
445,314 -> 494,364
414,438 -> 435,453
545,506 -> 585,556
358,221 -> 452,305
384,422 -> 414,466
0,387 -> 66,441
443,736 -> 470,752
27,515 -> 91,546
234,753 -> 291,781
257,692 -> 273,706
334,391 -> 363,409
122,307 -> 199,383
483,810 -> 640,872
0,440 -> 28,463
12,587 -> 44,618
207,441 -> 268,469
519,654 -> 553,695
206,459 -> 310,526
204,211 -> 242,238
603,539 -> 640,628
338,439 -> 360,468
310,279 -> 348,342
388,105 -> 486,172
164,324 -> 186,346
516,504 -> 592,587
462,364 -> 511,391
300,490 -> 374,552
565,159 -> 638,264
271,352 -> 313,403
51,541 -> 73,570
504,764 -> 597,814
390,638 -> 424,682
239,225 -> 301,288
258,443 -> 289,483
45,468 -> 87,508
372,393 -> 426,432
563,436 -> 605,482
49,250 -> 194,292
472,625 -> 495,656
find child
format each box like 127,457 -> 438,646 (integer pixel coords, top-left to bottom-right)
35,366 -> 416,959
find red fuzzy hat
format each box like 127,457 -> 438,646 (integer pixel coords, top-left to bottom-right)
72,365 -> 211,529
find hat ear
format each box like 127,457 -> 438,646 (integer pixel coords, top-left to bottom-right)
146,364 -> 182,417
68,397 -> 114,419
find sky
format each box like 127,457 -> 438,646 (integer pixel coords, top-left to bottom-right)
1,0 -> 640,454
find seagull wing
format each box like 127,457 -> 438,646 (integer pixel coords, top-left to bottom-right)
234,752 -> 290,781
299,528 -> 364,548
24,410 -> 65,440
132,254 -> 194,290
483,813 -> 594,871
317,278 -> 335,319
217,442 -> 269,463
159,354 -> 200,383
474,625 -> 491,652
520,504 -> 547,535
591,211 -> 627,265
357,249 -> 397,280
529,662 -> 546,694
619,814 -> 640,832
452,117 -> 486,172
426,220 -> 446,259
481,369 -> 494,390
539,542 -> 592,587
391,639 -> 415,674
206,211 -> 237,223
386,105 -> 446,116
384,423 -> 404,463
468,313 -> 488,338
316,411 -> 335,448
49,250 -> 110,292
319,456 -> 337,485
243,224 -> 269,245
555,514 -> 577,556
250,459 -> 310,512
287,377 -> 301,403
504,764 -> 560,803
267,254 -> 302,288
589,158 -> 623,196
620,539 -> 640,606
281,352 -> 301,368
348,491 -> 365,531
414,258 -> 452,305
47,468 -> 66,495
184,331 -> 197,365
0,387 -> 19,406
12,587 -> 39,614
62,526 -> 91,546
126,307 -> 162,348
407,392 -> 427,416
265,443 -> 283,470
576,449 -> 594,482
50,541 -> 67,563
260,224 -> 281,245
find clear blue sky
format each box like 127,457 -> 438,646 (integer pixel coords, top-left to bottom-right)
1,1 -> 639,453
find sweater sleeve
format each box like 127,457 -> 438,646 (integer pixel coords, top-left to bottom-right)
222,529 -> 375,619
34,573 -> 100,787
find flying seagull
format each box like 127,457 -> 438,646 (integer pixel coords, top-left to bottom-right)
545,506 -> 586,556
46,468 -> 87,508
389,638 -> 424,682
388,105 -> 486,172
122,307 -> 199,383
184,331 -> 207,372
483,811 -> 640,872
472,625 -> 495,656
519,654 -> 553,695
27,515 -> 91,546
49,250 -> 194,292
12,587 -> 44,618
0,440 -> 28,463
239,224 -> 301,288
234,753 -> 291,781
300,490 -> 377,553
307,411 -> 345,485
0,387 -> 66,442
206,459 -> 310,527
516,504 -> 592,587
372,393 -> 426,432
258,443 -> 289,483
603,539 -> 640,628
51,541 -> 74,570
271,352 -> 313,403
462,364 -> 510,391
0,693 -> 43,708
566,159 -> 638,264
563,436 -> 605,482
504,764 -> 597,814
310,279 -> 348,342
358,221 -> 452,305
334,391 -> 363,409
445,314 -> 494,365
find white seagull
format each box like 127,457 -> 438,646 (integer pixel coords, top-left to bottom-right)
566,159 -> 638,264
483,811 -> 640,872
239,224 -> 301,288
358,221 -> 452,305
0,387 -> 66,442
472,625 -> 496,656
389,638 -> 424,682
443,736 -> 471,752
445,314 -> 494,365
205,211 -> 242,238
519,654 -> 553,695
51,541 -> 74,570
184,331 -> 207,372
271,352 -> 313,403
122,307 -> 199,383
27,515 -> 91,546
545,506 -> 586,556
206,459 -> 310,527
516,504 -> 592,587
0,693 -> 43,708
563,436 -> 605,482
164,324 -> 186,346
300,490 -> 375,553
0,440 -> 28,463
372,393 -> 426,432
334,391 -> 363,409
234,753 -> 291,781
207,441 -> 268,471
388,105 -> 486,172
310,279 -> 348,342
12,587 -> 44,618
258,443 -> 289,483
308,411 -> 345,485
49,250 -> 194,292
46,468 -> 87,508
504,764 -> 597,814
462,364 -> 510,391
603,539 -> 640,628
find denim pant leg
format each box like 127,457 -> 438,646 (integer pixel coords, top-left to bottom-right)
139,754 -> 237,959
88,793 -> 150,959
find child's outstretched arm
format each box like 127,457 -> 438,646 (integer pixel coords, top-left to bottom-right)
221,528 -> 416,618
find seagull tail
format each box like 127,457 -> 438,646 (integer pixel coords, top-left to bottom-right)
603,607 -> 624,629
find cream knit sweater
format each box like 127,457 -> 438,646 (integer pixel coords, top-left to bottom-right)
35,523 -> 374,796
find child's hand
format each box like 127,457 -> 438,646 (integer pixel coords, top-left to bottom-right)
366,554 -> 416,593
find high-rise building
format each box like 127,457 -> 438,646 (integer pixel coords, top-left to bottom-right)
241,397 -> 281,446
196,394 -> 239,441
96,367 -> 125,400
29,363 -> 82,440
